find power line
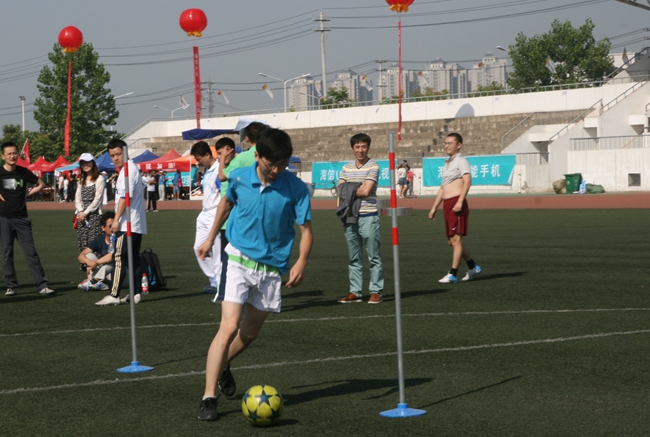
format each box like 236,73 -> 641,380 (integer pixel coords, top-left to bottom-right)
329,0 -> 608,29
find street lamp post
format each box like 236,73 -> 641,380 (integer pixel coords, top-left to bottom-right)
19,96 -> 25,132
496,45 -> 509,54
258,72 -> 311,112
153,105 -> 187,118
110,92 -> 134,131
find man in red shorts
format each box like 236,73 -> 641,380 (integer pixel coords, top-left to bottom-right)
428,133 -> 481,283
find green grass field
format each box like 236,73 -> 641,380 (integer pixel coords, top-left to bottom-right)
0,209 -> 649,436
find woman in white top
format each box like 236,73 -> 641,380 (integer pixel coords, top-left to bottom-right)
75,153 -> 105,269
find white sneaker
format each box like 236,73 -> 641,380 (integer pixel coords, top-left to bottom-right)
5,288 -> 16,296
95,295 -> 121,306
462,265 -> 482,282
90,281 -> 110,291
38,287 -> 55,295
120,293 -> 141,304
438,273 -> 458,284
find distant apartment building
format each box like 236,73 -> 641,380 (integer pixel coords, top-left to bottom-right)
288,76 -> 323,111
418,58 -> 468,95
379,64 -> 418,100
330,69 -> 374,105
466,52 -> 509,91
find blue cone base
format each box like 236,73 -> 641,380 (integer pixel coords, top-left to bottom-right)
380,403 -> 427,418
117,361 -> 154,373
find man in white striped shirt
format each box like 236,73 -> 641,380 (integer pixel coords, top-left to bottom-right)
337,133 -> 384,304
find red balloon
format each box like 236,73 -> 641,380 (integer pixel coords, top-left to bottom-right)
386,0 -> 415,13
179,9 -> 208,37
58,26 -> 83,52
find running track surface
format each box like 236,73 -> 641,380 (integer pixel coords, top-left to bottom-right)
27,192 -> 650,212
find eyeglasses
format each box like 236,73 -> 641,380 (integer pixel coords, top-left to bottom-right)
3,152 -> 18,157
259,158 -> 288,171
80,161 -> 93,166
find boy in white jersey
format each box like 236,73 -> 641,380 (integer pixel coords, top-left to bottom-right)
428,133 -> 481,284
191,141 -> 224,298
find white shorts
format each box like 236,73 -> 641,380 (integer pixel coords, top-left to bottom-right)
223,244 -> 282,313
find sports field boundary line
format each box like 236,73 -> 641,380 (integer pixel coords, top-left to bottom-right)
1,307 -> 650,338
2,328 -> 649,395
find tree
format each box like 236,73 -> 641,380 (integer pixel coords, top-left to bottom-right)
411,87 -> 449,101
468,82 -> 505,98
507,19 -> 614,91
319,87 -> 356,108
1,124 -> 69,162
34,42 -> 118,159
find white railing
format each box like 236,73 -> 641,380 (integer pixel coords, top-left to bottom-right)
547,99 -> 602,144
600,74 -> 650,114
516,152 -> 549,165
570,135 -> 650,150
125,138 -> 150,149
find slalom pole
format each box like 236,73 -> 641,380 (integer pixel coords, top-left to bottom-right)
117,144 -> 153,374
380,132 -> 426,418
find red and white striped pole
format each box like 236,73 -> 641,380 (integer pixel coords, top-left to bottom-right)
380,131 -> 426,418
117,145 -> 153,373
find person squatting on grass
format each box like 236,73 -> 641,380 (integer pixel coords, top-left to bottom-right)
190,141 -> 224,297
95,139 -> 148,306
428,133 -> 481,284
196,128 -> 313,421
77,211 -> 116,291
0,141 -> 55,296
337,133 -> 384,304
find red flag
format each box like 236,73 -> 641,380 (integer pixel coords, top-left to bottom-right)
21,139 -> 31,164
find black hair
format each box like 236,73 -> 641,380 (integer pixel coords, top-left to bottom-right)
244,122 -> 268,145
255,128 -> 293,163
100,211 -> 115,227
190,141 -> 211,157
107,138 -> 127,152
1,141 -> 18,153
215,137 -> 235,150
350,133 -> 371,148
447,133 -> 463,144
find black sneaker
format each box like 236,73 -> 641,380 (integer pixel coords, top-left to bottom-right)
198,396 -> 219,421
218,365 -> 236,397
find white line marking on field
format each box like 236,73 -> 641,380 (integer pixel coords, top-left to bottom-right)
2,329 -> 649,395
1,307 -> 649,338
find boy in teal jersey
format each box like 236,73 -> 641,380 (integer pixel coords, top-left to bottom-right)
196,128 -> 313,421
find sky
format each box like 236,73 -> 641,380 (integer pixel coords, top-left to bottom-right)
0,0 -> 647,136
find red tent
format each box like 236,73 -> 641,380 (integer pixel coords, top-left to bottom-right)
17,157 -> 29,167
43,155 -> 71,173
137,149 -> 189,172
28,156 -> 52,172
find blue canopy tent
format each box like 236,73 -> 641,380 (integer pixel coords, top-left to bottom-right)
53,162 -> 80,173
94,152 -> 116,172
132,150 -> 159,163
181,129 -> 238,141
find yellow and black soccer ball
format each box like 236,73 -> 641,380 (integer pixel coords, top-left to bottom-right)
241,384 -> 284,427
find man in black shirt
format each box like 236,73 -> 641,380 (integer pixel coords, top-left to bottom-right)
0,142 -> 54,296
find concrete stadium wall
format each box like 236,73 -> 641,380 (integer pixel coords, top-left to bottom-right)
568,148 -> 650,192
126,83 -> 634,141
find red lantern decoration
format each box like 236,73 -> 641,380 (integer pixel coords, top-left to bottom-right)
58,26 -> 83,53
179,9 -> 208,37
386,0 -> 414,13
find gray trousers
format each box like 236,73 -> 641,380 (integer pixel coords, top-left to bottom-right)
0,217 -> 49,290
85,253 -> 114,282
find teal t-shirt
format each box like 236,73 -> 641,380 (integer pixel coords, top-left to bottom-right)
221,146 -> 257,230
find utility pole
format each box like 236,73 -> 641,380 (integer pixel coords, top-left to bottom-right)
376,60 -> 388,101
204,80 -> 215,116
314,10 -> 330,98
